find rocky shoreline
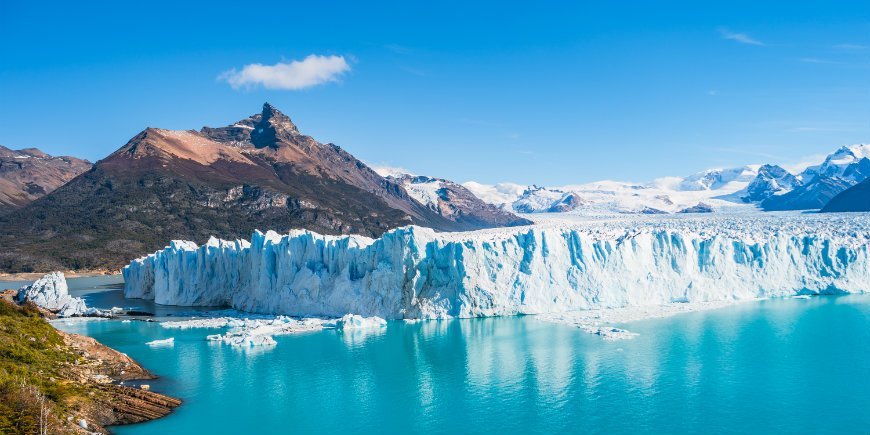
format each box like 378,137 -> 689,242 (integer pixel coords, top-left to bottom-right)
0,277 -> 180,434
0,270 -> 120,281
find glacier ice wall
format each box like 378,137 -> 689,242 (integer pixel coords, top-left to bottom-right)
123,215 -> 870,319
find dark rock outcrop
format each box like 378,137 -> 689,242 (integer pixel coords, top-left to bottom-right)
677,203 -> 713,213
821,178 -> 870,212
761,176 -> 851,211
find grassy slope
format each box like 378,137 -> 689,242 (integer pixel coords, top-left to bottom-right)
0,298 -> 181,434
0,300 -> 87,434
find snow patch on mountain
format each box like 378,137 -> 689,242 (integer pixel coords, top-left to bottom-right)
460,181 -> 526,208
391,175 -> 445,209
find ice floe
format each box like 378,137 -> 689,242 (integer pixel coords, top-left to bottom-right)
166,316 -> 325,348
329,314 -> 387,330
145,337 -> 175,347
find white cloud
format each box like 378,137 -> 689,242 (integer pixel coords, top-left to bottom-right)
718,28 -> 764,46
220,55 -> 350,90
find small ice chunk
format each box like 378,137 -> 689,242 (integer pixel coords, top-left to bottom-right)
583,326 -> 639,341
332,314 -> 387,330
145,337 -> 175,347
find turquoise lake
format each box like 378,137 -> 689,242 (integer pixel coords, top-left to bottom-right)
9,277 -> 870,434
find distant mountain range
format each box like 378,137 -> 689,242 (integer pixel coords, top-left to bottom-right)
0,104 -> 527,272
463,144 -> 870,215
463,167 -> 761,215
756,145 -> 870,211
0,145 -> 91,208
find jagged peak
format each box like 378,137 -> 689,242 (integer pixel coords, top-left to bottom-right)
831,143 -> 870,160
250,103 -> 300,149
260,103 -> 298,131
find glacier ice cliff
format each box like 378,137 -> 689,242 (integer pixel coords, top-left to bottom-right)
123,214 -> 870,319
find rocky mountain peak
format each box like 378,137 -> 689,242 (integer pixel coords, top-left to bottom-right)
251,102 -> 299,149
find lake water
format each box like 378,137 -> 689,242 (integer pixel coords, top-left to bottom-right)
9,277 -> 870,433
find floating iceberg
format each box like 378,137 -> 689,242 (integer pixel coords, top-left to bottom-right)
161,317 -> 234,329
329,314 -> 387,330
16,272 -> 108,317
582,326 -> 639,341
177,316 -> 325,348
124,214 -> 870,320
145,337 -> 175,347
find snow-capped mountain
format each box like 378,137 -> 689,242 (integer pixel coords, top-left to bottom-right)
668,166 -> 760,191
800,144 -> 870,183
464,166 -> 760,215
742,164 -> 800,203
511,186 -> 584,213
462,144 -> 870,215
760,144 -> 870,211
386,174 -> 531,228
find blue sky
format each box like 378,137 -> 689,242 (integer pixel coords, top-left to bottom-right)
1,1 -> 869,185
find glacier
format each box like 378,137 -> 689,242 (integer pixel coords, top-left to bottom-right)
123,213 -> 870,319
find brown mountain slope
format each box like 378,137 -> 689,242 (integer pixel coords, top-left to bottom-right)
0,104 -> 528,272
0,146 -> 91,209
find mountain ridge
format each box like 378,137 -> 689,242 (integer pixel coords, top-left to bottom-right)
0,104 -> 527,272
0,145 -> 92,209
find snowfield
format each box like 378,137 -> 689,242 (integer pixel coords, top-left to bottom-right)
463,166 -> 762,214
124,212 -> 870,322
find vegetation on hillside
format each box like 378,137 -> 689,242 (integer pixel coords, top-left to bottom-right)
0,299 -> 180,434
0,300 -> 86,433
